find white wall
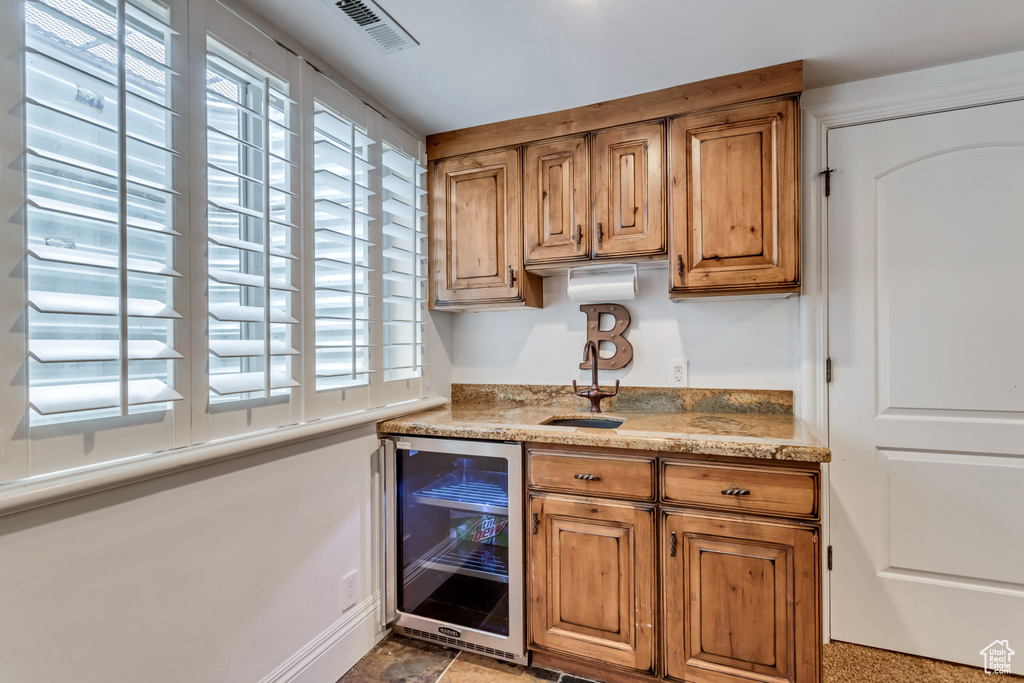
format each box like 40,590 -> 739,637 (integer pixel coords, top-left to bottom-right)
426,310 -> 455,398
453,267 -> 800,392
0,312 -> 452,683
0,0 -> 455,677
0,428 -> 384,683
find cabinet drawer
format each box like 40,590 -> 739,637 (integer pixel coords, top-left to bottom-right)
661,461 -> 818,519
529,449 -> 655,501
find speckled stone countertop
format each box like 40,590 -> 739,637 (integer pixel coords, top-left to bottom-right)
379,384 -> 830,463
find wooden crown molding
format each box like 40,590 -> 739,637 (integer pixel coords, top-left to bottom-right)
426,60 -> 802,160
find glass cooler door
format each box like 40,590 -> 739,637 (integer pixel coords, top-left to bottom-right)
396,441 -> 517,636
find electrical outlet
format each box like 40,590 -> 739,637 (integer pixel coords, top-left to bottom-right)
672,360 -> 688,386
342,571 -> 358,611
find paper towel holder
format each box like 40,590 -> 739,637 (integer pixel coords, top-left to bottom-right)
566,263 -> 638,303
580,303 -> 633,370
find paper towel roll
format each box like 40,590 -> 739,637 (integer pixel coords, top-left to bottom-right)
567,264 -> 638,302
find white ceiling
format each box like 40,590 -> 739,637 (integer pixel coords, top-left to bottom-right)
233,0 -> 1024,136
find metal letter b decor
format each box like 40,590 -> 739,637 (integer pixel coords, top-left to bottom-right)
579,304 -> 633,370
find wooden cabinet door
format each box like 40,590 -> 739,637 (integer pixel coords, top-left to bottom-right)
529,494 -> 656,674
592,122 -> 666,259
669,97 -> 799,296
662,510 -> 819,683
524,136 -> 589,264
431,148 -> 540,308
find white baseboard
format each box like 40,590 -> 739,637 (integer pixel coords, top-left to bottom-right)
260,593 -> 383,683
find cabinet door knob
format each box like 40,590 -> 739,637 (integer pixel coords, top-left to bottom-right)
669,531 -> 677,557
721,485 -> 751,496
597,223 -> 603,244
574,473 -> 600,481
508,265 -> 516,288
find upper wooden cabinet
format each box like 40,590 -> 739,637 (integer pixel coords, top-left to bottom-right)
525,125 -> 667,266
426,63 -> 803,308
430,148 -> 542,310
669,97 -> 799,297
524,135 -> 590,264
593,121 -> 666,260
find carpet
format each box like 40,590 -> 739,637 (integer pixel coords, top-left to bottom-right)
824,641 -> 1023,682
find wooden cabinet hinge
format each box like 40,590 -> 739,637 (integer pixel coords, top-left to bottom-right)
826,357 -> 832,383
828,545 -> 833,571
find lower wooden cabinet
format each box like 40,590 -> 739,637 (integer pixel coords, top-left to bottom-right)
662,511 -> 820,683
526,445 -> 822,683
528,494 -> 657,674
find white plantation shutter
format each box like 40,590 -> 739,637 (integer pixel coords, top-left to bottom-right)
380,128 -> 427,401
4,0 -> 438,482
204,40 -> 299,403
312,102 -> 376,391
24,0 -> 183,422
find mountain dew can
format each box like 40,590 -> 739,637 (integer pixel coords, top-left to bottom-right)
450,512 -> 509,547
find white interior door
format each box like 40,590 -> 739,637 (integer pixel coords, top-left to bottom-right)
828,99 -> 1024,673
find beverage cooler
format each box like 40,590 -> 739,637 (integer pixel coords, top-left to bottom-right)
380,435 -> 526,664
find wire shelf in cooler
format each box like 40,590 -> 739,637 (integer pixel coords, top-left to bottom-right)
410,470 -> 509,514
418,540 -> 509,583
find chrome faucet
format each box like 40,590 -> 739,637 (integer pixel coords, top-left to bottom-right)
572,340 -> 619,413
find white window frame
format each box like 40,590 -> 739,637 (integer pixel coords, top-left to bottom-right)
190,0 -> 303,443
0,0 -> 432,486
16,0 -> 191,475
0,0 -> 27,485
378,119 -> 427,406
302,67 -> 380,420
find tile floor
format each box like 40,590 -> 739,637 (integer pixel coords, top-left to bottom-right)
337,636 -> 597,683
340,634 -> 1024,683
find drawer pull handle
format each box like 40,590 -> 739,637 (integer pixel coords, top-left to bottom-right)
669,531 -> 677,557
721,485 -> 751,496
574,473 -> 601,481
531,512 -> 539,534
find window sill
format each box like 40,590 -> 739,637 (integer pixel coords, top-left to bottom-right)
0,395 -> 448,519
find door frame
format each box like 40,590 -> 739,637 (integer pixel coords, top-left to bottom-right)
798,49 -> 1024,643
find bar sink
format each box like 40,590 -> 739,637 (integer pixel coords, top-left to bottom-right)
542,417 -> 624,429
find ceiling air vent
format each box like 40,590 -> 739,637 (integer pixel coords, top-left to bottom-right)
335,0 -> 419,54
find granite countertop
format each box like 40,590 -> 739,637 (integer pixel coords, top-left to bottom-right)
379,385 -> 830,463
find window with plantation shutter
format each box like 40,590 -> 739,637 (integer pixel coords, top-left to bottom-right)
4,0 -> 438,484
311,100 -> 376,395
380,135 -> 427,401
24,0 -> 183,422
204,39 -> 300,404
